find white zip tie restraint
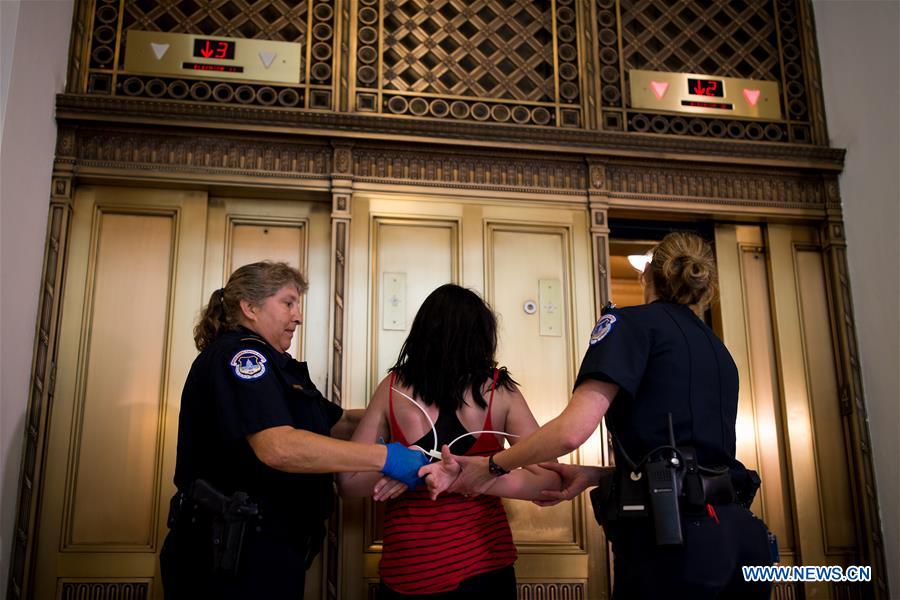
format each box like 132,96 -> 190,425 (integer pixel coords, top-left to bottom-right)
391,387 -> 519,462
391,387 -> 441,460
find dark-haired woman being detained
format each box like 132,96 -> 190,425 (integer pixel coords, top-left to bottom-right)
337,284 -> 560,599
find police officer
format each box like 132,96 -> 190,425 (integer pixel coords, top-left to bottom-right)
160,261 -> 426,599
423,232 -> 773,599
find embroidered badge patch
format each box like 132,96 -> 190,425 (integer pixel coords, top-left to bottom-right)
230,349 -> 268,380
589,314 -> 617,345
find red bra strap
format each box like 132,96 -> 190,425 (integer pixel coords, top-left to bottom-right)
483,368 -> 499,430
388,372 -> 410,447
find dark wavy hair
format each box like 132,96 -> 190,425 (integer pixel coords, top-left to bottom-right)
390,284 -> 516,411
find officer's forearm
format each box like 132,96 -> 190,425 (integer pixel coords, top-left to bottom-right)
336,470 -> 383,497
330,408 -> 365,441
248,426 -> 387,473
485,464 -> 562,500
492,380 -> 615,472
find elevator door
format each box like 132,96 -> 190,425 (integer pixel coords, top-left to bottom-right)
716,224 -> 862,600
33,186 -> 330,599
340,195 -> 606,599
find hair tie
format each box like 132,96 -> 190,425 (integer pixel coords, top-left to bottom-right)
217,287 -> 225,303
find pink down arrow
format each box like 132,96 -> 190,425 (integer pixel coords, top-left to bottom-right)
650,81 -> 669,100
743,88 -> 760,106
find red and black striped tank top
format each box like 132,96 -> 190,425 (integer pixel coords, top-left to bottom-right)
380,370 -> 517,595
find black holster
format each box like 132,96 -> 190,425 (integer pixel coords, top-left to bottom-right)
733,466 -> 761,509
589,469 -> 618,530
168,479 -> 259,576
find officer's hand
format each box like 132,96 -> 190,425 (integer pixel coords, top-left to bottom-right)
443,447 -> 493,498
418,445 -> 460,500
532,462 -> 596,507
372,476 -> 408,501
382,442 -> 429,488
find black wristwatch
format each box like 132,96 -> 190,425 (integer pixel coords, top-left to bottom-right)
488,454 -> 510,477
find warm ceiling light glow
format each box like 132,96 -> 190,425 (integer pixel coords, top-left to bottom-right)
627,253 -> 652,272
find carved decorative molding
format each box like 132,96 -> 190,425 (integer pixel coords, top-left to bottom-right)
332,144 -> 353,176
820,207 -> 890,597
370,581 -> 587,600
59,581 -> 149,600
7,184 -> 74,599
75,128 -> 332,179
324,186 -> 352,600
352,146 -> 587,194
56,94 -> 846,169
56,126 -> 837,215
517,582 -> 586,599
772,582 -> 800,600
605,164 -> 826,209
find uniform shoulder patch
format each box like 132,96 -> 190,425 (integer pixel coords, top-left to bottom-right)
589,314 -> 617,345
230,348 -> 268,380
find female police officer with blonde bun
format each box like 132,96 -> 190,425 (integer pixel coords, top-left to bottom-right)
423,232 -> 773,599
160,261 -> 426,599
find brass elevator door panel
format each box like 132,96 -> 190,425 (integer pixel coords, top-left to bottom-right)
715,224 -> 862,600
344,196 -> 601,599
34,188 -> 331,600
34,186 -> 208,600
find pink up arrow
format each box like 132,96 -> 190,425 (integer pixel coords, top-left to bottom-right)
650,81 -> 669,100
743,88 -> 761,106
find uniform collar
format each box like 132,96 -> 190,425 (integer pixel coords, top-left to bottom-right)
233,326 -> 292,368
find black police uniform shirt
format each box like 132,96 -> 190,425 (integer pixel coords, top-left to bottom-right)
173,326 -> 343,533
576,301 -> 740,470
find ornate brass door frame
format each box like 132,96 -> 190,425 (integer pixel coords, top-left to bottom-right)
8,128 -> 888,599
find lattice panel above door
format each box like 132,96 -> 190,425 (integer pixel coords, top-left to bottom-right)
597,0 -> 816,143
355,0 -> 584,128
122,0 -> 310,43
620,0 -> 780,81
72,0 -> 825,143
85,0 -> 335,110
382,0 -> 555,101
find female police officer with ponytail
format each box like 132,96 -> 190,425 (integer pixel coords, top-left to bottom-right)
423,232 -> 773,599
160,261 -> 426,599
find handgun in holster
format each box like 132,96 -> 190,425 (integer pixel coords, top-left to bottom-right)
189,479 -> 259,576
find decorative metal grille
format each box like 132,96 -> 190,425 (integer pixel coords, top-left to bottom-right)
84,0 -> 333,109
620,0 -> 780,81
596,0 -> 625,131
74,0 -> 823,143
357,0 -> 583,127
599,0 -> 814,143
121,0 -> 309,44
383,0 -> 554,101
775,0 -> 813,143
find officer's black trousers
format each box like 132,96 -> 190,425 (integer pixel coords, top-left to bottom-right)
608,504 -> 773,600
160,524 -> 313,599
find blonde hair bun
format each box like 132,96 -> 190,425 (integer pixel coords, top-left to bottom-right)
649,232 -> 718,309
